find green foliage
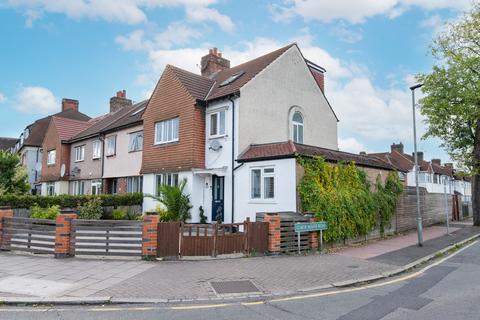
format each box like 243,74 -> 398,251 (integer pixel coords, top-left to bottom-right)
147,179 -> 192,222
112,208 -> 127,220
77,197 -> 103,220
30,205 -> 60,220
0,193 -> 143,209
297,157 -> 403,242
0,150 -> 30,195
199,206 -> 207,224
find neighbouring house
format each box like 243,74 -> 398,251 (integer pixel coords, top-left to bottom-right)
0,137 -> 17,151
11,99 -> 90,194
40,117 -> 92,195
141,43 -> 349,222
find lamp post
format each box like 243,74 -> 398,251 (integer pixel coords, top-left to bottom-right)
410,83 -> 424,247
443,176 -> 450,234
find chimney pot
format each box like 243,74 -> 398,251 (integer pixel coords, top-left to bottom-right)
391,142 -> 404,154
110,90 -> 132,113
359,151 -> 366,155
213,47 -> 218,56
61,98 -> 79,112
200,47 -> 230,78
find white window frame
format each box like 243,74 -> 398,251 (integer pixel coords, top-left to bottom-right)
91,179 -> 102,195
154,117 -> 179,145
127,176 -> 143,193
250,167 -> 275,201
292,111 -> 304,144
128,131 -> 143,152
74,145 -> 85,162
155,173 -> 179,196
46,182 -> 55,196
105,135 -> 116,156
72,180 -> 85,195
47,150 -> 56,165
92,140 -> 101,159
209,110 -> 226,138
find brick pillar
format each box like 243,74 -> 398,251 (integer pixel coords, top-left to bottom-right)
0,207 -> 13,249
142,213 -> 159,260
264,214 -> 281,253
54,210 -> 77,259
309,217 -> 319,250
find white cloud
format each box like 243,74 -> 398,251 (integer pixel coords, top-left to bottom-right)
14,86 -> 59,114
272,0 -> 472,24
338,137 -> 368,154
0,92 -> 6,103
116,30 -> 148,51
154,22 -> 202,49
329,22 -> 363,43
185,6 -> 234,32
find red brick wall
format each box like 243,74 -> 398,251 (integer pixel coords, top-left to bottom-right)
141,66 -> 205,174
41,121 -> 71,182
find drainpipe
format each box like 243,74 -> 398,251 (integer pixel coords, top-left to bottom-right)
100,134 -> 105,193
229,97 -> 236,223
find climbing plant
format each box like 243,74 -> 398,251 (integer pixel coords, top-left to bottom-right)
297,156 -> 403,242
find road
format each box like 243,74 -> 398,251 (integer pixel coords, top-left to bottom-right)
2,240 -> 480,320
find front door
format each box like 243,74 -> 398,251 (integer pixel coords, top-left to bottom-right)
212,175 -> 224,222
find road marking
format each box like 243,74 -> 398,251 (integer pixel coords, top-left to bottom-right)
171,303 -> 231,310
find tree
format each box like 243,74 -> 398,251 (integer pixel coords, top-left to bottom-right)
416,4 -> 480,225
148,179 -> 192,222
0,150 -> 30,195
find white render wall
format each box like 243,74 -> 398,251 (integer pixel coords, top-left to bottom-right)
103,125 -> 143,178
238,45 -> 338,153
20,146 -> 41,191
234,158 -> 297,222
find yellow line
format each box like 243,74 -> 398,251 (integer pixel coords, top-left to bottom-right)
171,303 -> 231,310
90,307 -> 124,312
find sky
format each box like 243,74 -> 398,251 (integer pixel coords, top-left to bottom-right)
0,0 -> 475,164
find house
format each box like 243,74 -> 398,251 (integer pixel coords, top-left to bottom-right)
141,44 -> 350,222
40,117 -> 92,195
0,137 -> 17,151
12,99 -> 90,194
67,90 -> 146,195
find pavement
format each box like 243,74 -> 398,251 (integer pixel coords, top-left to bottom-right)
0,221 -> 478,305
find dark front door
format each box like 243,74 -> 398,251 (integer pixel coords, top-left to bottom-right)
212,175 -> 224,222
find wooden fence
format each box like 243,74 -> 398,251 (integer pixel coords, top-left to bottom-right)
157,221 -> 268,257
0,217 -> 56,254
71,220 -> 143,257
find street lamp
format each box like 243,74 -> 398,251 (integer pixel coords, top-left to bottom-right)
410,83 -> 424,247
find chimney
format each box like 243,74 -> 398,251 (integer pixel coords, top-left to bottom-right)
200,47 -> 230,78
444,163 -> 454,169
412,151 -> 424,163
62,98 -> 79,112
110,90 -> 132,113
359,151 -> 366,155
390,142 -> 404,154
431,158 -> 441,166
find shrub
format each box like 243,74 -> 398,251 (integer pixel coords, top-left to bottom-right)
30,205 -> 60,220
148,180 -> 192,222
199,206 -> 207,224
78,197 -> 103,220
112,208 -> 127,220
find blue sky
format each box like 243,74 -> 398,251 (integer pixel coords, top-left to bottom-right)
0,0 -> 473,163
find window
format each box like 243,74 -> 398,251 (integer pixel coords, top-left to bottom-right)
155,173 -> 179,196
398,172 -> 406,181
92,140 -> 101,159
74,145 -> 85,162
155,117 -> 179,144
105,136 -> 116,156
72,180 -> 85,195
47,150 -> 56,165
251,167 -> 275,200
292,111 -> 304,144
127,176 -> 143,193
109,179 -> 118,194
128,131 -> 143,152
46,182 -> 55,196
209,110 -> 226,137
91,179 -> 102,195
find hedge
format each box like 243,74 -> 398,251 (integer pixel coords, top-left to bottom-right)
0,193 -> 143,209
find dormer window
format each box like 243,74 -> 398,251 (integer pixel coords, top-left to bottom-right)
292,111 -> 304,144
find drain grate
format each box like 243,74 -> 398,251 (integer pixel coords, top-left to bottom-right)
210,280 -> 261,294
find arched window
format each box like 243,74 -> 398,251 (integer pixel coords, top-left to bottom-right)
292,111 -> 304,144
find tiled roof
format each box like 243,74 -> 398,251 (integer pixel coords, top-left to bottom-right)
51,117 -> 92,141
101,100 -> 148,133
0,137 -> 17,151
238,141 -> 394,170
369,150 -> 413,172
169,66 -> 215,100
431,163 -> 454,177
207,43 -> 296,100
22,109 -> 91,147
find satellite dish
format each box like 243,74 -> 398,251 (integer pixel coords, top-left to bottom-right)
209,140 -> 222,152
35,162 -> 42,172
60,164 -> 66,177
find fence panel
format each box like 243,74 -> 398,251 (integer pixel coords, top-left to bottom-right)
72,220 -> 142,257
180,224 -> 215,256
157,222 -> 180,257
279,216 -> 310,253
216,223 -> 246,255
0,217 -> 56,254
247,222 -> 268,254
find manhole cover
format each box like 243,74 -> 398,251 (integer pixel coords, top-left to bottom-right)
210,280 -> 261,294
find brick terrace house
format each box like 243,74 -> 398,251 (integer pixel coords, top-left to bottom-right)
141,43 -> 354,222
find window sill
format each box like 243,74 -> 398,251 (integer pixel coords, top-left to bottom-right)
74,160 -> 84,163
209,134 -> 227,140
92,157 -> 101,161
128,150 -> 143,153
106,154 -> 116,158
248,200 -> 277,205
154,140 -> 179,147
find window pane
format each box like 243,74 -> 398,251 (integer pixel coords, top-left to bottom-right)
138,133 -> 143,150
293,125 -> 298,143
156,175 -> 162,196
210,113 -> 218,136
219,111 -> 225,135
298,125 -> 303,144
293,111 -> 303,123
167,119 -> 173,141
264,176 -> 274,199
172,118 -> 178,140
251,169 -> 261,199
173,174 -> 179,186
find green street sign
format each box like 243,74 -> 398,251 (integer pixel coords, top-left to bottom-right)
294,221 -> 328,233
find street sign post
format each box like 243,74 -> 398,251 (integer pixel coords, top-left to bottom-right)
294,222 -> 328,254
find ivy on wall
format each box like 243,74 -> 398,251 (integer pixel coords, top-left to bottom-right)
297,157 -> 403,242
